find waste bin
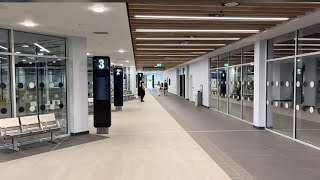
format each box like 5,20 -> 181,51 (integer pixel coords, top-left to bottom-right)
195,91 -> 202,107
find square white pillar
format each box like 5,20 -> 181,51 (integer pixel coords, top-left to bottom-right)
67,36 -> 89,135
253,40 -> 267,128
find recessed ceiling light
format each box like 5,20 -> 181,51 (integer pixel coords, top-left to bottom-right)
118,49 -> 125,53
135,37 -> 240,41
137,48 -> 214,51
222,2 -> 239,7
15,52 -> 21,54
111,62 -> 114,65
20,20 -> 39,27
91,4 -> 107,13
22,59 -> 26,62
136,44 -> 225,46
22,44 -> 29,48
87,53 -> 91,56
125,60 -> 130,63
37,53 -> 44,55
134,15 -> 288,21
120,64 -> 123,66
136,29 -> 259,33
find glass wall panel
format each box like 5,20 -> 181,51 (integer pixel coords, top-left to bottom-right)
0,29 -> 9,53
228,65 -> 242,118
15,56 -> 67,135
243,45 -> 254,64
295,54 -> 320,146
242,64 -> 254,122
268,33 -> 296,59
0,55 -> 11,118
211,72 -> 218,110
210,57 -> 218,110
218,53 -> 229,68
229,49 -> 242,66
14,31 -> 66,57
218,68 -> 228,113
266,58 -> 295,137
210,57 -> 218,69
298,24 -> 320,55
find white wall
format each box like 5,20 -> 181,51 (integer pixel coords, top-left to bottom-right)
163,68 -> 177,95
129,67 -> 137,94
188,59 -> 210,107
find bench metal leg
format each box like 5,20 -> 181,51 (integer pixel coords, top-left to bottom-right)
48,131 -> 57,144
9,138 -> 20,152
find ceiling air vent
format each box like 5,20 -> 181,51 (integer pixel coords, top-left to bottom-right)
93,32 -> 109,35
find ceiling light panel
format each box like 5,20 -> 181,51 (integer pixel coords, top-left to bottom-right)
136,37 -> 240,41
135,29 -> 259,33
136,44 -> 225,46
33,43 -> 50,53
134,15 -> 289,21
137,48 -> 214,51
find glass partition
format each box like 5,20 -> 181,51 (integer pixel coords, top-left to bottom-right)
298,24 -> 320,55
210,46 -> 254,121
268,32 -> 296,59
0,55 -> 11,118
15,56 -> 67,134
0,29 -> 9,53
295,54 -> 320,146
14,31 -> 66,57
228,66 -> 242,118
242,64 -> 254,122
266,59 -> 295,137
210,57 -> 218,110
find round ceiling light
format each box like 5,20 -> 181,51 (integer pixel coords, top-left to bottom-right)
93,7 -> 105,13
223,2 -> 239,7
20,20 -> 39,27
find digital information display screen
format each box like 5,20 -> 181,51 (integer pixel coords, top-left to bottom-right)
93,56 -> 111,128
95,77 -> 109,101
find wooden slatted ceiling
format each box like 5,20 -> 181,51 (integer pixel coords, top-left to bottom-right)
128,2 -> 320,70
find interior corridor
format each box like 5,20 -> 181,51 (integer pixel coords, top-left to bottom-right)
150,90 -> 320,180
0,92 -> 230,180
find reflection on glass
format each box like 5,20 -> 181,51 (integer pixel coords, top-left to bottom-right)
266,59 -> 294,137
243,45 -> 254,64
0,29 -> 9,53
218,53 -> 229,68
15,56 -> 67,135
296,54 -> 320,146
210,69 -> 219,110
228,66 -> 242,118
0,55 -> 11,118
268,32 -> 295,59
298,24 -> 320,55
14,31 -> 66,57
210,57 -> 218,69
229,49 -> 241,66
218,68 -> 228,113
242,65 -> 254,122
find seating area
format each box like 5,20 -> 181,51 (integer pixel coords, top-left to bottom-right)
0,113 -> 60,151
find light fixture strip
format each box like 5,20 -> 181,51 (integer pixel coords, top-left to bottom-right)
136,44 -> 225,46
0,45 -> 8,50
136,29 -> 259,33
137,48 -> 214,51
33,43 -> 50,53
275,44 -> 320,47
134,15 -> 289,21
136,54 -> 198,57
135,37 -> 240,41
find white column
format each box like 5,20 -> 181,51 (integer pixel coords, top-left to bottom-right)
253,40 -> 267,128
185,65 -> 189,100
67,36 -> 89,135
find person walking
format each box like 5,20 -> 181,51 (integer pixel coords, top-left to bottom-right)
138,78 -> 146,102
157,81 -> 161,96
164,80 -> 168,96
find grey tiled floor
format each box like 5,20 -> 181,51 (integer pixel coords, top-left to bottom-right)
151,90 -> 320,180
